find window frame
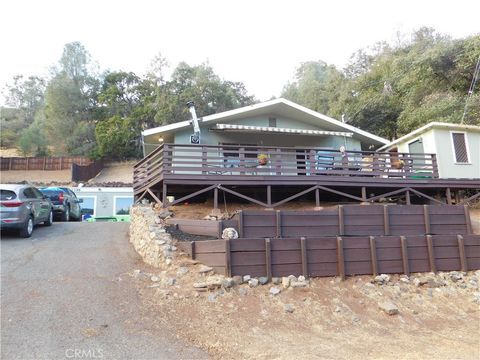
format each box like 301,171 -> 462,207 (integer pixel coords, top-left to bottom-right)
450,131 -> 471,165
77,195 -> 97,216
113,196 -> 133,216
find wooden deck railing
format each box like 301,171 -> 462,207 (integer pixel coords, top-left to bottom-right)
133,144 -> 439,192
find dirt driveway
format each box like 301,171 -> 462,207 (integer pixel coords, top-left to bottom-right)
0,222 -> 207,360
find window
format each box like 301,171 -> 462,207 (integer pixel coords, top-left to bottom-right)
0,190 -> 16,201
268,117 -> 277,127
114,197 -> 133,215
451,132 -> 470,163
23,188 -> 36,199
78,196 -> 96,216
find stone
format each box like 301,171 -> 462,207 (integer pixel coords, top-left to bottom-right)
149,232 -> 157,239
284,304 -> 295,313
221,227 -> 239,240
222,278 -> 235,289
271,277 -> 281,285
176,267 -> 189,276
193,282 -> 207,288
155,240 -> 166,245
243,275 -> 251,282
198,265 -> 213,274
374,274 -> 390,284
449,271 -> 463,282
298,275 -> 306,282
269,287 -> 281,296
165,258 -> 172,266
282,277 -> 291,288
165,277 -> 176,286
290,280 -> 308,288
238,287 -> 248,296
334,306 -> 341,313
352,316 -> 360,323
206,276 -> 223,289
258,277 -> 269,285
248,278 -> 259,288
208,293 -> 219,302
426,279 -> 444,288
232,276 -> 243,285
158,210 -> 173,219
150,275 -> 160,282
288,275 -> 297,282
378,301 -> 399,315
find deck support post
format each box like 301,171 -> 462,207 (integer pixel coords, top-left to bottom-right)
162,183 -> 167,207
210,187 -> 222,217
361,186 -> 368,204
266,185 -> 273,210
405,190 -> 411,205
446,188 -> 452,205
314,188 -> 322,210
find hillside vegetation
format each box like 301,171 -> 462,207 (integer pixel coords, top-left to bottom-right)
1,27 -> 478,158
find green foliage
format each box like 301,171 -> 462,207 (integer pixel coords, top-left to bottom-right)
18,112 -> 49,156
95,115 -> 139,158
282,29 -> 480,140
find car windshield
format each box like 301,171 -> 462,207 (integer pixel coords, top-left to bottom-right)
0,190 -> 17,201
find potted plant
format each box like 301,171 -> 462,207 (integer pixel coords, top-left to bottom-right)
257,153 -> 268,166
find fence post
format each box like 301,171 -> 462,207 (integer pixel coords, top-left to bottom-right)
26,157 -> 29,170
369,236 -> 378,276
191,241 -> 196,260
60,156 -> 64,170
265,238 -> 272,280
276,210 -> 282,238
400,236 -> 410,276
239,147 -> 245,175
338,205 -> 344,236
225,239 -> 231,277
336,236 -> 345,281
238,211 -> 244,238
43,157 -> 47,170
431,154 -> 439,178
426,235 -> 436,273
423,205 -> 431,234
383,205 -> 390,236
301,237 -> 308,277
457,235 -> 468,272
275,148 -> 282,175
202,146 -> 207,175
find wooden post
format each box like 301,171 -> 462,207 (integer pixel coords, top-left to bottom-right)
265,238 -> 272,280
336,236 -> 345,281
309,150 -> 316,176
383,205 -> 390,236
457,235 -> 468,272
405,190 -> 411,205
26,157 -> 29,170
275,148 -> 282,176
369,236 -> 378,276
446,188 -> 452,205
464,205 -> 472,234
423,205 -> 431,234
276,210 -> 282,238
43,157 -> 47,170
431,154 -> 439,178
239,147 -> 245,175
400,236 -> 410,276
162,183 -> 167,207
60,156 -> 64,170
213,187 -> 219,210
202,146 -> 207,175
191,241 -> 196,260
238,211 -> 244,238
301,237 -> 308,277
338,205 -> 344,236
315,188 -> 320,209
266,185 -> 272,208
426,235 -> 436,273
225,238 -> 231,277
361,187 -> 367,202
8,157 -> 12,170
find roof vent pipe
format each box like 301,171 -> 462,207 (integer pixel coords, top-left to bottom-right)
186,101 -> 200,144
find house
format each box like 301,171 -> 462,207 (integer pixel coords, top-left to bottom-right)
134,100 -> 480,209
378,122 -> 480,179
141,98 -> 389,156
71,187 -> 134,220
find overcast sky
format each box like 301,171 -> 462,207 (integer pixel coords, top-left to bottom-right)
1,0 -> 479,105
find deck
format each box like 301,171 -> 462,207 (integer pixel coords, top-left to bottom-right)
133,144 -> 480,208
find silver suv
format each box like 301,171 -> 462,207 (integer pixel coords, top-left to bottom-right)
0,184 -> 53,237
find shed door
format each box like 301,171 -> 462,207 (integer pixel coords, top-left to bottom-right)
408,139 -> 424,154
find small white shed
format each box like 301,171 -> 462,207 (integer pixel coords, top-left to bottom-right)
379,122 -> 480,179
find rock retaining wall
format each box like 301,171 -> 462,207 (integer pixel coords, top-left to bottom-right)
130,205 -> 176,268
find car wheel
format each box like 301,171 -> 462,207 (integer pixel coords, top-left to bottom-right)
19,216 -> 34,238
61,206 -> 70,222
44,210 -> 53,226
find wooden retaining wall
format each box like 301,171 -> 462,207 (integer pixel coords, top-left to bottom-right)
238,205 -> 472,238
0,156 -> 93,171
186,235 -> 480,278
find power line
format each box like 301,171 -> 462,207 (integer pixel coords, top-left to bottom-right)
461,54 -> 480,124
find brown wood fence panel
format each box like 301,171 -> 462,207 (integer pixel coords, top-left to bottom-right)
189,234 -> 480,277
1,156 -> 93,171
237,205 -> 470,238
71,160 -> 104,182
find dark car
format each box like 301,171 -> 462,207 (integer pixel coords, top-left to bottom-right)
39,187 -> 82,221
0,184 -> 54,237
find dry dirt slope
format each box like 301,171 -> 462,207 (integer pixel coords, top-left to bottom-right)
132,260 -> 480,360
